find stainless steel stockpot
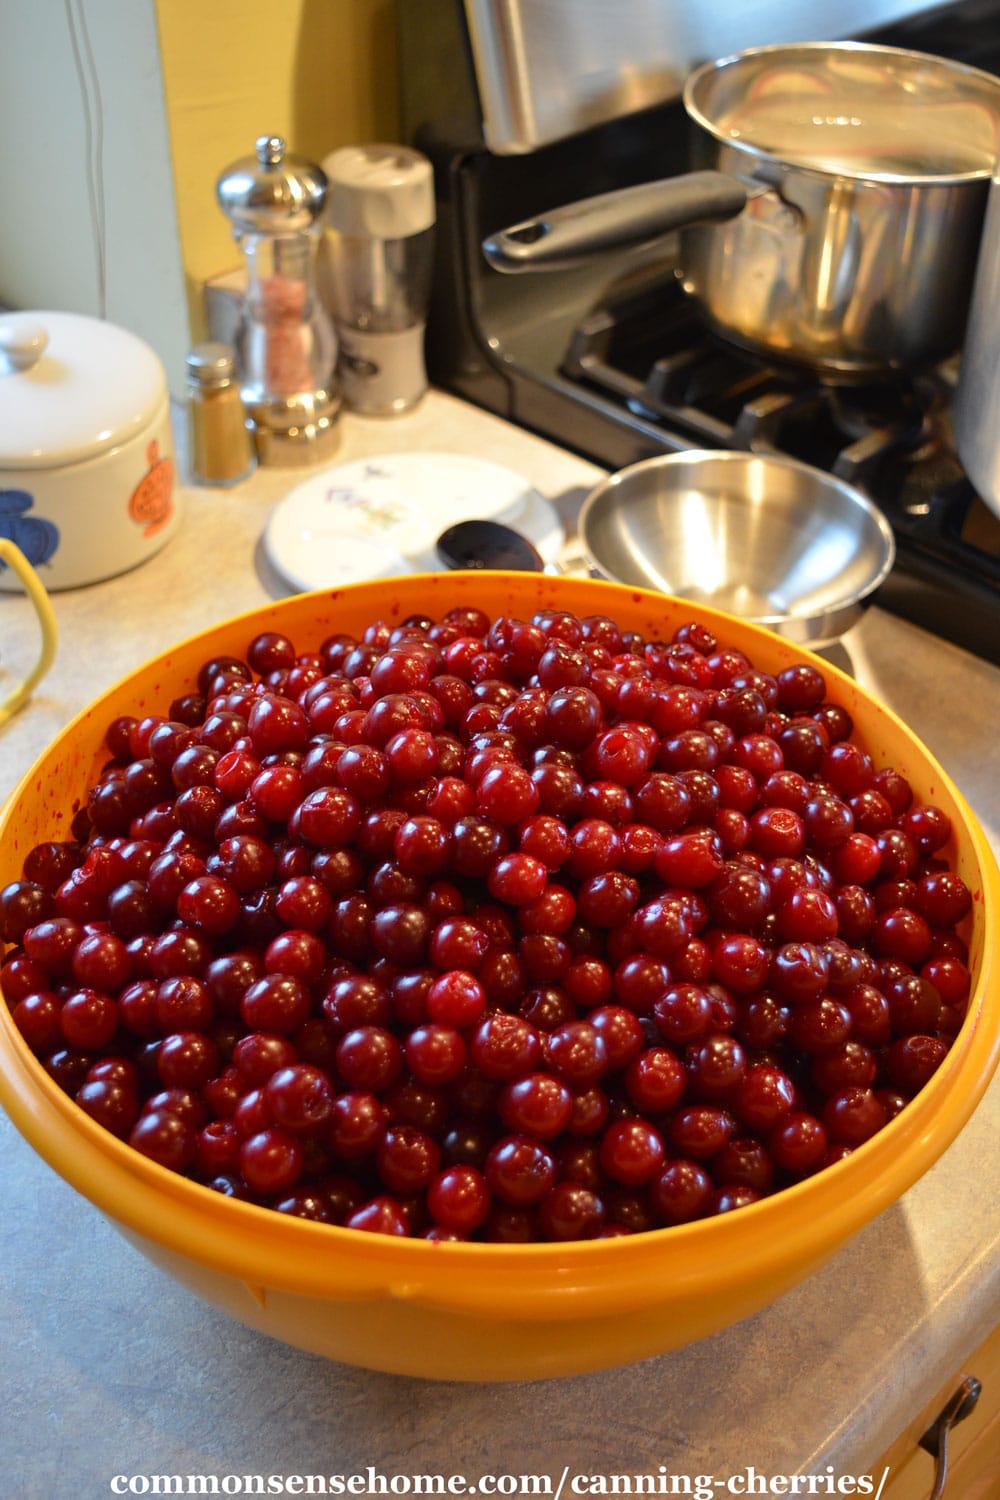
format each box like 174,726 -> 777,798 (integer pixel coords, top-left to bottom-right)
953,172 -> 1000,519
484,42 -> 1000,378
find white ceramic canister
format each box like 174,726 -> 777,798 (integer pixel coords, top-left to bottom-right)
0,311 -> 180,590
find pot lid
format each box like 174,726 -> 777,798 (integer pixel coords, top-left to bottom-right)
0,311 -> 168,471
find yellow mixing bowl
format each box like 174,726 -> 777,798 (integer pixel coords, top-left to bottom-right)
1,572 -> 997,1381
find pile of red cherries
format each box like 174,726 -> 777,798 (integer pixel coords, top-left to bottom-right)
1,605 -> 974,1242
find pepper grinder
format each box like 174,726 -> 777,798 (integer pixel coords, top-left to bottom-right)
216,135 -> 340,466
320,144 -> 435,415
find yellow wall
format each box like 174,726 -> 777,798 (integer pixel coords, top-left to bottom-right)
154,0 -> 400,340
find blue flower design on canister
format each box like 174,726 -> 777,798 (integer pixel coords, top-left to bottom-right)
0,490 -> 60,567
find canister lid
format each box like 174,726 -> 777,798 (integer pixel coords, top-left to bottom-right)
187,342 -> 238,388
323,144 -> 435,239
217,135 -> 328,235
0,311 -> 168,471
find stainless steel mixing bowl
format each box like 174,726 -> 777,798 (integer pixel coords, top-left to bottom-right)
578,450 -> 896,646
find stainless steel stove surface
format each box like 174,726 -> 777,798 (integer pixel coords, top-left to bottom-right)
403,0 -> 1000,664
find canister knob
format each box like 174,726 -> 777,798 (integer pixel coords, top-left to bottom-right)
0,318 -> 49,374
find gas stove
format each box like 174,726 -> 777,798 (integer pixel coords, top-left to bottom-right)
401,0 -> 1000,665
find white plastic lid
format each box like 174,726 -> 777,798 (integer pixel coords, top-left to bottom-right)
0,310 -> 168,470
323,144 -> 435,239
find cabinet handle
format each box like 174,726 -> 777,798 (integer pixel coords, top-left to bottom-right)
917,1374 -> 982,1500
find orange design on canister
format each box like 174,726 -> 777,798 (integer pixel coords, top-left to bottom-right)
128,440 -> 175,536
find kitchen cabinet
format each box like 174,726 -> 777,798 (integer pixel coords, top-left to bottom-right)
877,1320 -> 1000,1498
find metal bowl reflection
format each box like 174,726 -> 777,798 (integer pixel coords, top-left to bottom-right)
579,450 -> 895,645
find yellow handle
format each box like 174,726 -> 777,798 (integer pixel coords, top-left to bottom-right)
0,538 -> 58,725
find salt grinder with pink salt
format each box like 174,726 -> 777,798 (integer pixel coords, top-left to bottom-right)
217,135 -> 341,466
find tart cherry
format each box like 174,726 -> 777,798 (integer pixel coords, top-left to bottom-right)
498,1072 -> 573,1139
485,1135 -> 557,1205
538,1182 -> 606,1241
426,1165 -> 490,1232
599,1118 -> 665,1185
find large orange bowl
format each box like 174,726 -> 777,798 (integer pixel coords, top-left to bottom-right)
1,572 -> 998,1381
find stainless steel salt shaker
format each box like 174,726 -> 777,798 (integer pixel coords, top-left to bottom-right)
216,135 -> 340,465
320,144 -> 435,415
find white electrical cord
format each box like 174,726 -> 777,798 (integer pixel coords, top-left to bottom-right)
64,0 -> 108,320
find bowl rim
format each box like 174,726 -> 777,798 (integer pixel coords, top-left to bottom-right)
577,450 -> 898,629
0,570 -> 996,1321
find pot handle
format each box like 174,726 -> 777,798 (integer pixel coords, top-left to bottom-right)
482,171 -> 748,273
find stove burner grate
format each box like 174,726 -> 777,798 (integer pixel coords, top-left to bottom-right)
563,280 -> 934,479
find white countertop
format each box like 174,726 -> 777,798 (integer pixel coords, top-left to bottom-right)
2,391 -> 999,1498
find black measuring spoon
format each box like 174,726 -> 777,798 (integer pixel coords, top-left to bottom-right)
435,518 -> 545,572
